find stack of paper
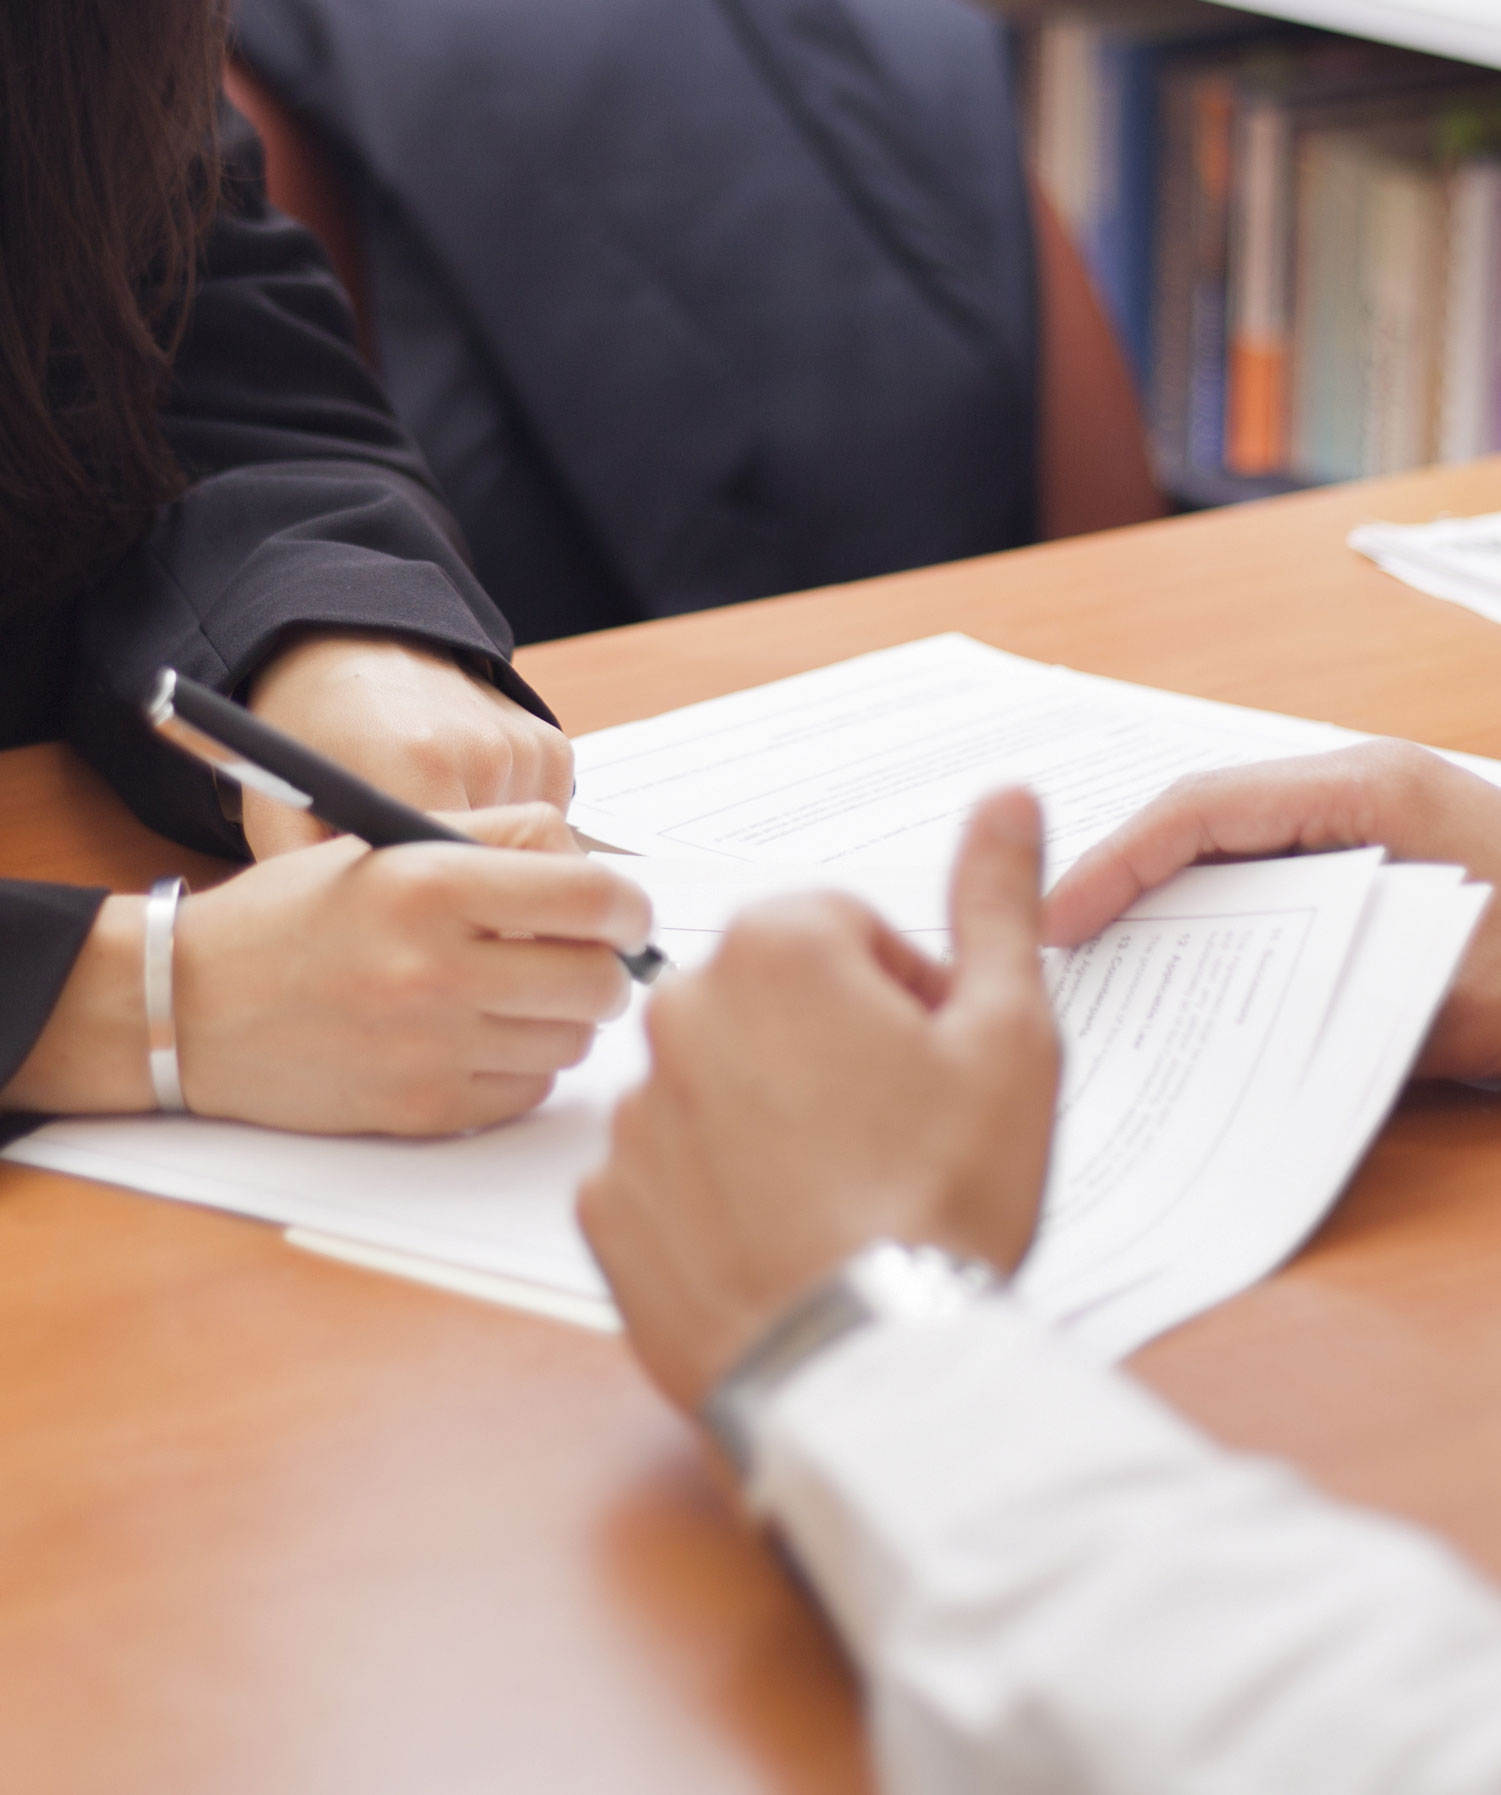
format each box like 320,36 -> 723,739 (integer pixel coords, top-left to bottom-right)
6,636 -> 1492,1359
569,632 -> 1501,876
1352,511 -> 1501,625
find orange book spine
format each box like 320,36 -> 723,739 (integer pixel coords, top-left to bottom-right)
1228,341 -> 1289,474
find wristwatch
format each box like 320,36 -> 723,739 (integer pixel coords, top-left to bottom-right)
702,1239 -> 1003,1481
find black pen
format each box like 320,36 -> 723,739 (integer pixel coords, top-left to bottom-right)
144,668 -> 667,985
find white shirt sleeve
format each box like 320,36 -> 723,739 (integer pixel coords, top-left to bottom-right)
749,1298 -> 1501,1795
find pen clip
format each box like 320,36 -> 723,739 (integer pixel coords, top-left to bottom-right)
145,669 -> 314,811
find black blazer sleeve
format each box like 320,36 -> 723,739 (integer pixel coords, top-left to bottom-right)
63,106 -> 558,860
0,882 -> 107,1146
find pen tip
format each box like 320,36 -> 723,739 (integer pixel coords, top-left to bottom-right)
624,944 -> 671,985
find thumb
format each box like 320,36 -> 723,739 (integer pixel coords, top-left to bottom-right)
946,789 -> 1046,1016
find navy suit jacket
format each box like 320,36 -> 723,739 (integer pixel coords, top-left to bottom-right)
232,0 -> 1040,641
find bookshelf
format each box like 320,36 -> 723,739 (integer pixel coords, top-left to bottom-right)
1001,2 -> 1501,510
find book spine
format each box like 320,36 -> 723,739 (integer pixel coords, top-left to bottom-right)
1151,67 -> 1199,490
1227,98 -> 1294,474
1187,75 -> 1237,474
1360,159 -> 1443,477
1440,161 -> 1496,462
1090,38 -> 1161,390
1032,21 -> 1102,245
1291,133 -> 1367,482
1490,172 -> 1501,450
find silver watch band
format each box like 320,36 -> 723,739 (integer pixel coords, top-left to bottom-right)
702,1239 -> 1002,1481
144,877 -> 188,1113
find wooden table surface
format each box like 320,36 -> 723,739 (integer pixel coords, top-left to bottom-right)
6,459 -> 1501,1794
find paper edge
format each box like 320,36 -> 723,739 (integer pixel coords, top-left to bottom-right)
284,1228 -> 623,1334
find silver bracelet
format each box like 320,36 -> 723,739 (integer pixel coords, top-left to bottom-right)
143,877 -> 188,1113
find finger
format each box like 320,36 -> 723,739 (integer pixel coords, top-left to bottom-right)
716,892 -> 944,1014
500,725 -> 575,813
466,1070 -> 559,1126
242,790 -> 335,861
443,1071 -> 560,1134
471,1016 -> 596,1075
464,937 -> 631,1023
442,802 -> 580,856
1043,747 -> 1404,947
472,687 -> 576,810
946,788 -> 1046,1015
380,840 -> 653,952
867,917 -> 952,1010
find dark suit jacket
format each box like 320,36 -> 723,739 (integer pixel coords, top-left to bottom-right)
232,0 -> 1040,642
0,108 -> 552,1115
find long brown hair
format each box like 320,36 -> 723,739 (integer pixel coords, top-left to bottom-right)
0,1 -> 227,612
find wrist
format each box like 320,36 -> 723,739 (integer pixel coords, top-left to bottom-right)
0,896 -> 155,1115
249,629 -> 459,705
702,1241 -> 1004,1490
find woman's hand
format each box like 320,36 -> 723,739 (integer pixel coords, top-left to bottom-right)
580,790 -> 1060,1412
3,806 -> 651,1135
1045,741 -> 1501,1081
241,632 -> 574,858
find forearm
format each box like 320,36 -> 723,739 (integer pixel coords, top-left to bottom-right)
753,1302 -> 1501,1795
1,896 -> 152,1118
65,116 -> 556,861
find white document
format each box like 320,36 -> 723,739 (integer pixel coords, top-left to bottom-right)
6,851 -> 1481,1362
3,863 -> 947,1316
1351,512 -> 1501,625
1021,859 -> 1488,1358
569,634 -> 1501,882
1061,863 -> 1487,1359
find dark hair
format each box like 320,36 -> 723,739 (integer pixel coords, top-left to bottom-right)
0,1 -> 227,611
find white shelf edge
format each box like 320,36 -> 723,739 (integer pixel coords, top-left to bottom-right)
1219,1 -> 1501,70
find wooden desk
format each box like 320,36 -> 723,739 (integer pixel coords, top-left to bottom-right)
5,459 -> 1501,1793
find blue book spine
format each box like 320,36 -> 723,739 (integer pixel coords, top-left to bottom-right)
1085,38 -> 1162,391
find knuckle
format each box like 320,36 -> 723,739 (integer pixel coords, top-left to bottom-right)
371,846 -> 456,920
514,801 -> 575,853
1332,740 -> 1426,841
718,894 -> 847,972
378,943 -> 450,1010
572,863 -> 626,931
1156,768 -> 1225,813
976,987 -> 1059,1068
540,726 -> 575,780
1361,738 -> 1436,805
403,723 -> 471,787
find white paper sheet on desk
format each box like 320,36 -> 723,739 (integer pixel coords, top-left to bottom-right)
1351,512 -> 1501,624
5,851 -> 1483,1362
1,863 -> 944,1319
1054,862 -> 1488,1359
569,634 -> 1501,878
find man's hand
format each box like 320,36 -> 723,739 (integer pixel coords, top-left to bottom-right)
242,633 -> 574,857
580,789 -> 1060,1413
1045,741 -> 1501,1081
